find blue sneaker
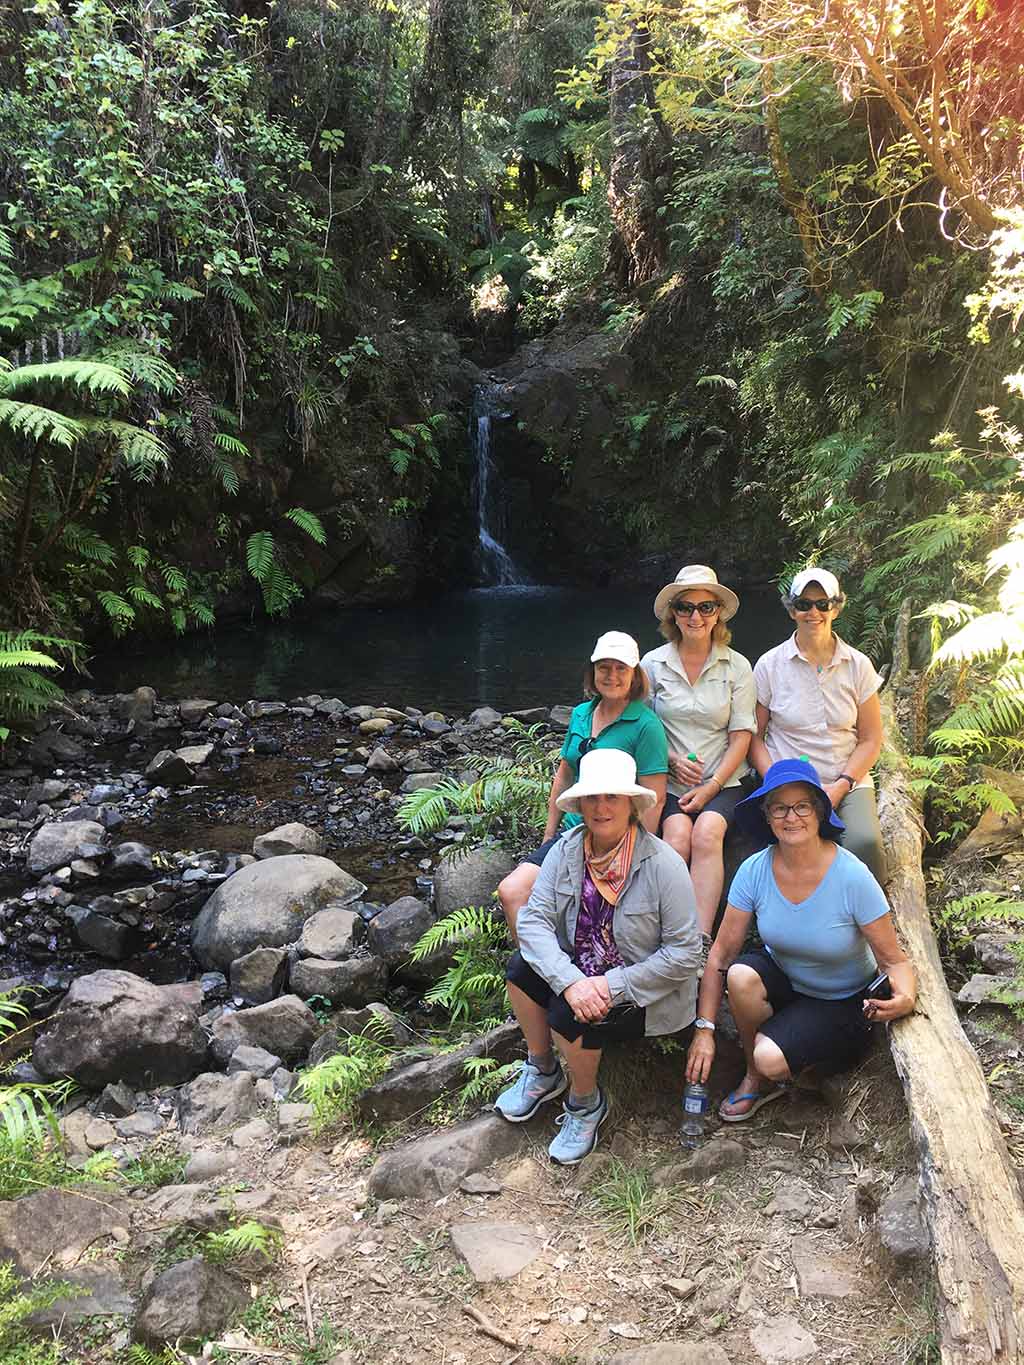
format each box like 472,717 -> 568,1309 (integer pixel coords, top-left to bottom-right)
494,1061 -> 567,1122
548,1091 -> 609,1165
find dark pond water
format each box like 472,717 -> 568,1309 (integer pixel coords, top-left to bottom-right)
86,584 -> 792,711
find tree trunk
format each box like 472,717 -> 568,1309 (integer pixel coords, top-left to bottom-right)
606,18 -> 667,288
879,601 -> 1024,1364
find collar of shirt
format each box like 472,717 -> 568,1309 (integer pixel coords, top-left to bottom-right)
784,632 -> 854,670
585,698 -> 648,723
661,641 -> 727,681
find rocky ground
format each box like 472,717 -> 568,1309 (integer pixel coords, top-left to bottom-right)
2,687 -> 1024,1364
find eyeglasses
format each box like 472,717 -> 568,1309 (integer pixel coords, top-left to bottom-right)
765,800 -> 816,820
673,600 -> 720,617
793,597 -> 838,613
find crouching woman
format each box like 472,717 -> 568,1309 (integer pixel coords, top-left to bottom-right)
494,748 -> 702,1164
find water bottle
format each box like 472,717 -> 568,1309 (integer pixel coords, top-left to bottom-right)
680,1082 -> 708,1148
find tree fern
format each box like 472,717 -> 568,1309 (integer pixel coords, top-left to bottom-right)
0,358 -> 129,399
0,632 -> 76,741
412,907 -> 510,1025
284,507 -> 327,544
246,531 -> 276,582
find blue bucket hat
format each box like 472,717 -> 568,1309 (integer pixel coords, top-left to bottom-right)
735,758 -> 845,839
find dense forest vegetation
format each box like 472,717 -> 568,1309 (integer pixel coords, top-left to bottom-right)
0,0 -> 1021,823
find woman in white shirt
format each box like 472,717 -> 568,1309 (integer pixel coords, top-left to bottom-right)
641,566 -> 757,937
749,567 -> 886,883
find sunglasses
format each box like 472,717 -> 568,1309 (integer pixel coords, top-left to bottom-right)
672,600 -> 720,617
792,596 -> 838,613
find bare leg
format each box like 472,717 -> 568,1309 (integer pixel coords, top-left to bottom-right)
690,811 -> 728,936
721,963 -> 780,1117
661,811 -> 693,863
507,981 -> 552,1056
551,1030 -> 603,1103
498,863 -> 541,944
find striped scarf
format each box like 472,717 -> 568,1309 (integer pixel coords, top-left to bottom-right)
583,823 -> 637,906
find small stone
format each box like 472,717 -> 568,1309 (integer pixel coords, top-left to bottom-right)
450,1222 -> 542,1282
253,822 -> 324,860
878,1175 -> 931,1261
115,1111 -> 165,1139
765,1182 -> 817,1221
459,1173 -> 502,1195
791,1238 -> 861,1297
662,1277 -> 696,1300
400,771 -> 443,794
366,748 -> 400,773
227,1045 -> 282,1078
97,1082 -> 136,1118
751,1315 -> 817,1364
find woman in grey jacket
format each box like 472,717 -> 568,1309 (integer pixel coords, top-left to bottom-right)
495,748 -> 701,1164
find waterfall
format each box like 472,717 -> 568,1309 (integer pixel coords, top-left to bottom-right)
473,387 -> 527,586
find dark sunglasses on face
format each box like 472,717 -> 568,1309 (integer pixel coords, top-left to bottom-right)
673,599 -> 719,617
793,596 -> 838,613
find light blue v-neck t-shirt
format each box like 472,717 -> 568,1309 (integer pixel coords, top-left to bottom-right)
729,845 -> 889,999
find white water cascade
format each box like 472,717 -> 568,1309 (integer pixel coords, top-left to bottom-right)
473,387 -> 527,586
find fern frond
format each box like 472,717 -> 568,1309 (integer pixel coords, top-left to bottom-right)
246,530 -> 275,582
0,358 -> 129,398
0,397 -> 83,447
285,507 -> 327,544
410,906 -> 500,960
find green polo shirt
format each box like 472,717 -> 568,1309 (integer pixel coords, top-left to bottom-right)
558,699 -> 668,828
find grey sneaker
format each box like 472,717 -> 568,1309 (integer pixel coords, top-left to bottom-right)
548,1091 -> 609,1165
494,1061 -> 567,1123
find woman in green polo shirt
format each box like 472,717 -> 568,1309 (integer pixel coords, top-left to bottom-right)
498,631 -> 669,941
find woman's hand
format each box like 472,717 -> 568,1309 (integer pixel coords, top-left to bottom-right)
863,989 -> 915,1023
678,782 -> 715,815
564,976 -> 611,1023
823,779 -> 850,813
686,1029 -> 716,1084
669,750 -> 704,787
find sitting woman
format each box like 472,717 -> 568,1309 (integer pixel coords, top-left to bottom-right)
685,758 -> 915,1122
750,567 -> 887,882
498,631 -> 668,941
495,748 -> 701,1164
641,566 -> 756,937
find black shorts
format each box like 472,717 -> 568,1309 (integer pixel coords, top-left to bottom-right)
522,835 -> 563,868
732,948 -> 875,1076
506,951 -> 647,1049
662,785 -> 743,827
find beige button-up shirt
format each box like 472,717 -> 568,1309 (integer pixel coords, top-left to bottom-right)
640,642 -> 757,796
753,633 -> 883,786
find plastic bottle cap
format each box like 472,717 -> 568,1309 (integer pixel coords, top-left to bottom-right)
798,754 -> 810,761
687,752 -> 698,761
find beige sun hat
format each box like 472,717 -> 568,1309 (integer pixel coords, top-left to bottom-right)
652,565 -> 739,622
556,749 -> 659,815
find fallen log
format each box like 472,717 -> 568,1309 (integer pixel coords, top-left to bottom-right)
878,600 -> 1024,1364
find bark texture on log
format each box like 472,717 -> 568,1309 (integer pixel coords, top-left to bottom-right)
879,601 -> 1024,1364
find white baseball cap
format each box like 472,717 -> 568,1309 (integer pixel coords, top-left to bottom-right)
790,567 -> 842,600
590,631 -> 640,668
556,748 -> 658,814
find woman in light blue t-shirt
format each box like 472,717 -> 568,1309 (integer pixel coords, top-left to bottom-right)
684,758 -> 916,1122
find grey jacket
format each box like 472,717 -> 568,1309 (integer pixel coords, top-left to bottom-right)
517,824 -> 701,1036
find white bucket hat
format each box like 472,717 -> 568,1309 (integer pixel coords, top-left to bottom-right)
590,630 -> 640,668
790,566 -> 842,601
556,749 -> 658,815
653,565 -> 739,622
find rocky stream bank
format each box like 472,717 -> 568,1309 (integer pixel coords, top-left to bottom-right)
1,686 -> 1022,1363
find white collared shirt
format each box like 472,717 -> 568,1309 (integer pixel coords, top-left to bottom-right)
753,633 -> 882,786
640,642 -> 757,796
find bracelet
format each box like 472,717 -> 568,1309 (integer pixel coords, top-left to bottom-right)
839,773 -> 856,790
708,775 -> 723,792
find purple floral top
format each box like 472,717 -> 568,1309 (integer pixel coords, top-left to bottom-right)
574,867 -> 626,977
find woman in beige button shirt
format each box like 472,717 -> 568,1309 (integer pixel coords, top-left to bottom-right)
641,566 -> 757,937
749,567 -> 886,883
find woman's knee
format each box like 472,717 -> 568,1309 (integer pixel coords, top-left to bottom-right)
752,1034 -> 790,1081
726,963 -> 767,1002
662,815 -> 692,860
498,863 -> 538,915
691,815 -> 726,857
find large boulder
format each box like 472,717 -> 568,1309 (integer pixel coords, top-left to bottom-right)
356,1021 -> 520,1124
177,1072 -> 258,1135
433,846 -> 514,918
0,1184 -> 130,1276
210,995 -> 319,1066
365,896 -> 433,968
253,822 -> 325,859
368,1114 -> 524,1200
299,906 -> 362,959
134,1258 -> 248,1347
33,971 -> 207,1088
289,955 -> 387,1007
229,946 -> 290,1004
191,855 -> 365,970
27,820 -> 106,876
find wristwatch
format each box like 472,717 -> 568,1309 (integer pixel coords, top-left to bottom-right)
694,1017 -> 716,1031
839,772 -> 856,790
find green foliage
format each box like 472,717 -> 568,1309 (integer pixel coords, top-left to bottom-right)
205,1219 -> 283,1266
0,1260 -> 75,1360
458,1055 -> 522,1109
0,630 -> 78,742
589,1161 -> 670,1247
0,988 -> 77,1201
295,1018 -> 394,1130
411,906 -> 510,1026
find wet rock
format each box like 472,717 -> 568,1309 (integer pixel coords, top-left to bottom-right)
28,819 -> 106,875
450,1222 -> 542,1282
178,1071 -> 257,1134
368,1113 -> 525,1199
433,848 -> 513,917
751,1315 -> 817,1364
420,716 -> 451,737
200,972 -> 229,1002
67,906 -> 133,960
364,895 -> 433,967
144,750 -> 195,785
33,971 -> 207,1088
134,1257 -> 248,1347
87,783 -> 124,805
366,747 -> 400,772
290,954 -> 388,1007
253,821 -> 325,859
26,728 -> 84,766
956,973 -> 1024,1006
400,771 -> 442,793
210,994 -> 319,1066
245,700 -> 287,718
192,854 -> 366,970
0,1184 -> 130,1276
27,1263 -> 132,1327
229,946 -> 290,1004
227,1044 -> 282,1078
97,1081 -> 136,1117
299,906 -> 362,960
878,1175 -> 931,1261
974,932 -> 1024,976
253,736 -> 282,755
467,706 -> 503,729
106,841 -> 155,880
357,1021 -> 521,1124
30,779 -> 70,803
179,699 -> 218,725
